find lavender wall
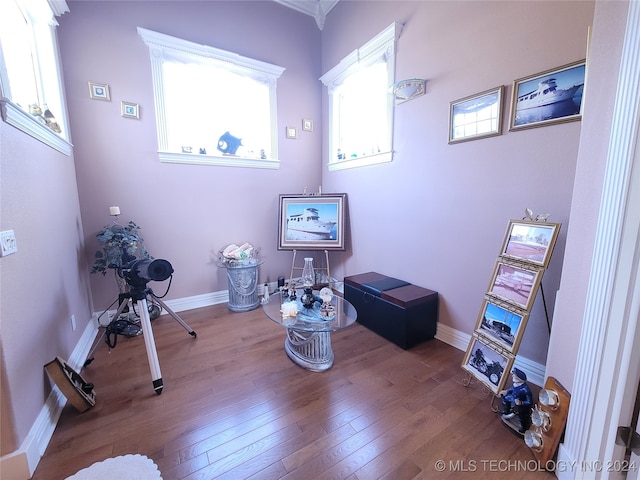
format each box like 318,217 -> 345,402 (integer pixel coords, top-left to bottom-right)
58,1 -> 323,311
320,1 -> 594,365
0,119 -> 93,454
546,0 -> 630,391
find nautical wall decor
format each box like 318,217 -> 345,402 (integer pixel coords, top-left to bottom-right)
277,193 -> 347,251
509,59 -> 586,131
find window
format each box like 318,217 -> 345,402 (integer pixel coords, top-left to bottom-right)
138,28 -> 285,169
320,23 -> 401,171
0,0 -> 71,155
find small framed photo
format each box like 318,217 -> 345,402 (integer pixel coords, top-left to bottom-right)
509,59 -> 586,131
302,119 -> 313,132
462,333 -> 514,394
88,82 -> 110,101
487,260 -> 542,311
286,126 -> 297,139
500,220 -> 561,268
449,86 -> 504,144
475,298 -> 529,353
278,193 -> 347,250
121,101 -> 139,119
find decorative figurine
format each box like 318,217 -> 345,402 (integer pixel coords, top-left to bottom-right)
217,131 -> 242,155
498,368 -> 533,433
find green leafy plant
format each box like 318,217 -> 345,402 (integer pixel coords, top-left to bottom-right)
91,221 -> 150,275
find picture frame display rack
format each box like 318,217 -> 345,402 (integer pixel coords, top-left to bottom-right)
462,213 -> 561,394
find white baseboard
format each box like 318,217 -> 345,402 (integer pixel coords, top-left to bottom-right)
0,319 -> 97,480
2,291 -> 546,479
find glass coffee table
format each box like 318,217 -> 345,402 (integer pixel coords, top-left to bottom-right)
262,290 -> 357,371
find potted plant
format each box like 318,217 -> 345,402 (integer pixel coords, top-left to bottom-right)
91,220 -> 161,326
91,220 -> 149,278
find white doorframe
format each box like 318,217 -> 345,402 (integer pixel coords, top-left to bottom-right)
557,1 -> 640,478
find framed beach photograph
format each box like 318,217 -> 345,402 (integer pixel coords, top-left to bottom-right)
500,220 -> 561,268
449,86 -> 504,144
487,260 -> 542,311
462,333 -> 514,394
475,298 -> 529,353
509,59 -> 586,131
88,82 -> 110,101
121,101 -> 139,119
278,194 -> 347,250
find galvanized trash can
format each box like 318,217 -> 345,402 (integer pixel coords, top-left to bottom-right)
223,261 -> 263,312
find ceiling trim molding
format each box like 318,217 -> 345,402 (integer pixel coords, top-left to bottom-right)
273,0 -> 339,29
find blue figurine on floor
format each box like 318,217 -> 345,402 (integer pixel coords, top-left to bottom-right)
499,368 -> 533,433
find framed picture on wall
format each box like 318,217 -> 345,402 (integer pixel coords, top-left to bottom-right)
88,82 -> 110,101
462,333 -> 514,394
278,194 -> 347,250
449,86 -> 504,144
474,298 -> 529,353
500,220 -> 561,268
509,59 -> 586,131
487,260 -> 543,311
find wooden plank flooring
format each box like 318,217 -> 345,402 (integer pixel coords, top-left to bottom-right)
32,304 -> 556,479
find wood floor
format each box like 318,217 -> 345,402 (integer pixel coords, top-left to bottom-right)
32,303 -> 556,479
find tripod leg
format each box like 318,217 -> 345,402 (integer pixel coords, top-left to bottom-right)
84,295 -> 133,367
151,296 -> 197,337
136,298 -> 163,395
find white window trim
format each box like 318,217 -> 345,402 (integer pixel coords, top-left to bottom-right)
137,27 -> 285,169
0,0 -> 72,156
320,22 -> 402,171
0,99 -> 72,155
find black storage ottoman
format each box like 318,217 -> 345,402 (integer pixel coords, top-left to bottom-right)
344,272 -> 438,349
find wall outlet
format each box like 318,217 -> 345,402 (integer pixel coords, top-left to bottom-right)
70,314 -> 77,331
0,230 -> 17,256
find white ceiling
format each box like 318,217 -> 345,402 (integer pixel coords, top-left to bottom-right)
272,0 -> 340,29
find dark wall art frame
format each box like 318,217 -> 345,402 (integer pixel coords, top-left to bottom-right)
449,85 -> 504,144
487,260 -> 543,311
500,220 -> 561,268
509,59 -> 586,131
278,193 -> 347,250
462,333 -> 514,394
475,298 -> 529,353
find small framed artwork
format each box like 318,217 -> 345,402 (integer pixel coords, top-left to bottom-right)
121,101 -> 139,119
509,59 -> 586,131
286,126 -> 297,139
487,260 -> 543,311
449,85 -> 504,144
475,298 -> 529,353
278,193 -> 347,250
500,220 -> 561,268
302,119 -> 313,132
462,333 -> 514,394
88,82 -> 110,101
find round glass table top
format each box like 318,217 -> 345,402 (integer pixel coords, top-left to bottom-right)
262,290 -> 357,333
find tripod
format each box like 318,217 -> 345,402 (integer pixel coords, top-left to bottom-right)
85,285 -> 196,395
